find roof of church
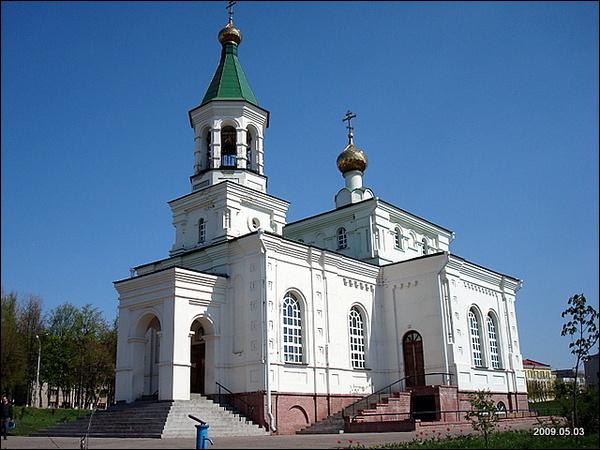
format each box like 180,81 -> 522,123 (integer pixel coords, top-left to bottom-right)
200,40 -> 258,107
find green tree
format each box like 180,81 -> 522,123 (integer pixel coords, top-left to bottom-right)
464,389 -> 499,449
561,293 -> 599,430
45,303 -> 80,406
17,295 -> 44,406
1,290 -> 26,395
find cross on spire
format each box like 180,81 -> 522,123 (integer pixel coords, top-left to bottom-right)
226,1 -> 237,25
342,110 -> 357,144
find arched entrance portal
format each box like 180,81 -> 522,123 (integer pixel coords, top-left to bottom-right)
190,319 -> 206,394
403,331 -> 425,387
143,317 -> 161,396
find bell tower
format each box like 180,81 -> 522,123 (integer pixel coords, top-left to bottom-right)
168,6 -> 289,256
188,7 -> 269,193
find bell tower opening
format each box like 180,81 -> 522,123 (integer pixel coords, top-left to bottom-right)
221,126 -> 237,168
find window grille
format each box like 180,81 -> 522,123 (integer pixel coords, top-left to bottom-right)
394,228 -> 403,249
487,316 -> 501,369
338,227 -> 347,249
349,307 -> 366,369
283,293 -> 303,363
469,310 -> 483,367
198,218 -> 206,243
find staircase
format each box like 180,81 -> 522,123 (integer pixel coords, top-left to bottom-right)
162,395 -> 268,437
343,391 -> 414,433
33,395 -> 268,438
296,411 -> 344,434
32,400 -> 170,438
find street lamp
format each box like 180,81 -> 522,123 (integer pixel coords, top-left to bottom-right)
35,334 -> 41,408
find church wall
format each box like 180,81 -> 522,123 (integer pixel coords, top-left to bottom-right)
283,200 -> 375,261
379,254 -> 450,387
373,204 -> 450,265
442,258 -> 527,396
283,199 -> 453,267
261,234 -> 382,398
169,182 -> 289,256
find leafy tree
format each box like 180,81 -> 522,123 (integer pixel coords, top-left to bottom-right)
561,293 -> 599,430
465,389 -> 499,449
1,290 -> 26,395
17,295 -> 44,406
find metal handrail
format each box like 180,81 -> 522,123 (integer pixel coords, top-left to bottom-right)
348,408 -> 538,419
344,407 -> 539,426
342,372 -> 454,420
215,382 -> 255,420
80,407 -> 96,450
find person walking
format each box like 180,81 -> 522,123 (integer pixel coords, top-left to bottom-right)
1,395 -> 14,440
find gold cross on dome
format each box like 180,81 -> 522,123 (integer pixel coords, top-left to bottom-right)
342,110 -> 357,143
226,1 -> 237,24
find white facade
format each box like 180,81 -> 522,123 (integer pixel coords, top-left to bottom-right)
114,14 -> 527,433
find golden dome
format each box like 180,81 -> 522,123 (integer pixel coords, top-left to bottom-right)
337,143 -> 368,174
218,22 -> 242,45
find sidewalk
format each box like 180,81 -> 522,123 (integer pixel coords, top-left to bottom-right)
0,420 -> 539,449
2,432 -> 412,449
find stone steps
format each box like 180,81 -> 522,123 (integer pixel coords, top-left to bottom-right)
296,411 -> 344,434
162,399 -> 268,437
33,395 -> 268,438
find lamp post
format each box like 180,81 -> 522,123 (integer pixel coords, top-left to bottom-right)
35,334 -> 41,408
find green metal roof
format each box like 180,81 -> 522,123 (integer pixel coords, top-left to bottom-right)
201,43 -> 258,106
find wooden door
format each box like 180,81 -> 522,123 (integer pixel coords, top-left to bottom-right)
190,342 -> 206,394
403,331 -> 425,387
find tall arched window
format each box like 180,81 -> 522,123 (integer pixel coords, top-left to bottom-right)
487,314 -> 501,369
468,309 -> 484,367
282,293 -> 303,363
394,227 -> 403,249
246,130 -> 253,171
221,126 -> 237,167
349,307 -> 366,369
198,218 -> 206,243
337,227 -> 348,249
422,238 -> 429,255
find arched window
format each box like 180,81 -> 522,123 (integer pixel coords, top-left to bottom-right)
246,130 -> 253,171
394,227 -> 403,249
221,126 -> 237,167
422,238 -> 429,255
282,293 -> 303,363
349,307 -> 366,369
198,218 -> 206,243
337,227 -> 348,249
487,314 -> 501,369
468,309 -> 484,367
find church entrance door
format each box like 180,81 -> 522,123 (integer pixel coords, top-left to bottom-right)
403,331 -> 425,387
190,321 -> 207,394
190,341 -> 206,394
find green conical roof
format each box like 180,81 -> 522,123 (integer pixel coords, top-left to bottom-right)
201,42 -> 258,106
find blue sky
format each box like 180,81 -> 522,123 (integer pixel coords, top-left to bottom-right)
2,2 -> 598,370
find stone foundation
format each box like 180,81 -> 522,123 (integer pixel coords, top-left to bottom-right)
223,388 -> 529,435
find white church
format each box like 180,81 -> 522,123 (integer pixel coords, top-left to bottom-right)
114,10 -> 528,435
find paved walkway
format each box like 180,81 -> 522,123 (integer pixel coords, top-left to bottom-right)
0,419 -> 542,449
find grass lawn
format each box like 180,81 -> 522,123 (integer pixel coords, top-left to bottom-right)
365,430 -> 598,449
8,406 -> 91,436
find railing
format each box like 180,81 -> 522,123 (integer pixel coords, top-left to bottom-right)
221,154 -> 237,168
215,382 -> 255,421
345,407 -> 538,424
80,407 -> 96,450
342,372 -> 454,421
